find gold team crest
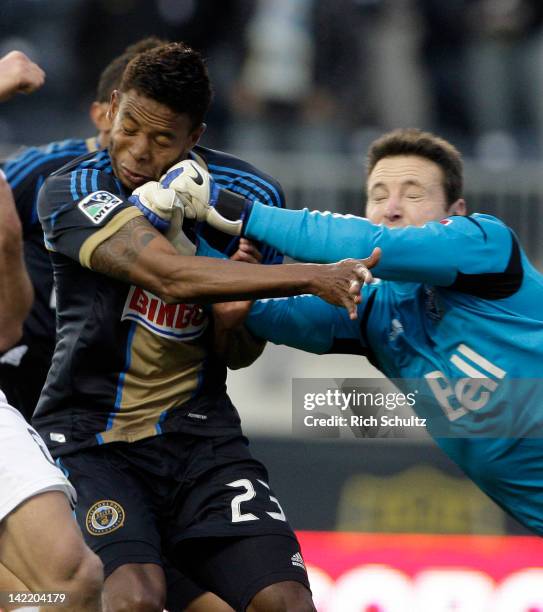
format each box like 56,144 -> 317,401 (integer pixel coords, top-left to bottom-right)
86,500 -> 125,535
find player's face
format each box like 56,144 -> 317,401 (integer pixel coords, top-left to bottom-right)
108,89 -> 204,191
365,155 -> 465,227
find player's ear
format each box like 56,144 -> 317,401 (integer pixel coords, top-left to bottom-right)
188,123 -> 206,149
107,90 -> 120,122
447,198 -> 467,216
89,102 -> 110,132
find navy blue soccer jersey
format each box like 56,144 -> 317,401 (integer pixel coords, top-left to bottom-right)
242,204 -> 543,534
33,147 -> 285,457
3,137 -> 99,347
0,138 -> 99,419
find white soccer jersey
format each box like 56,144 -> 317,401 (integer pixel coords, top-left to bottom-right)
0,391 -> 75,522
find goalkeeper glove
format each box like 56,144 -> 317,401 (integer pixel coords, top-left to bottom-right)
128,181 -> 182,233
160,160 -> 250,236
129,181 -> 196,255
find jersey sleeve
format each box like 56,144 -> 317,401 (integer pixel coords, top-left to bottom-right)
4,143 -> 91,236
246,292 -> 367,355
38,169 -> 142,268
5,148 -> 65,235
245,205 -> 517,288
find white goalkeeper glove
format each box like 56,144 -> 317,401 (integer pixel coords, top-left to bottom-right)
128,181 -> 182,233
160,160 -> 250,236
129,181 -> 196,255
165,207 -> 196,256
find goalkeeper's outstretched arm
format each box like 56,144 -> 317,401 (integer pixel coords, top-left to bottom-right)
158,160 -> 515,287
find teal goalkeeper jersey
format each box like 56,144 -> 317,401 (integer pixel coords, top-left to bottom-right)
242,205 -> 543,533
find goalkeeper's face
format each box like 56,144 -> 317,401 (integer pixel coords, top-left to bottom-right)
365,155 -> 466,228
108,89 -> 204,191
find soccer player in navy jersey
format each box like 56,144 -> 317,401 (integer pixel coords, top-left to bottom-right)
2,37 -> 272,612
2,37 -> 319,612
179,127 -> 543,537
34,42 -> 374,612
2,35 -> 281,425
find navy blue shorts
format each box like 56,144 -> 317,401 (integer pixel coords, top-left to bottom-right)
60,432 -> 310,610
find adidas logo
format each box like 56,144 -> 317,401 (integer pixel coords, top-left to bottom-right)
291,552 -> 306,570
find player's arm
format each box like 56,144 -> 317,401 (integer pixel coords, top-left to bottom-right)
212,300 -> 267,369
89,216 -> 371,316
214,292 -> 367,356
162,160 -> 517,288
38,173 -> 376,318
0,173 -> 33,351
200,237 -> 268,369
243,206 -> 519,288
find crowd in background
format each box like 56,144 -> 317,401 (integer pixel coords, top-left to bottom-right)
2,0 -> 543,164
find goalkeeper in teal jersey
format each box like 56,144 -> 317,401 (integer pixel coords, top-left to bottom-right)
156,128 -> 543,535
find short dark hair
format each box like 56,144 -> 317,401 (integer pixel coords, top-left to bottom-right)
367,128 -> 464,205
120,42 -> 213,128
95,37 -> 167,103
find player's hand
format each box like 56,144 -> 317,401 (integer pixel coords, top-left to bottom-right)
309,248 -> 381,320
0,51 -> 45,102
230,238 -> 262,264
160,160 -> 249,236
212,300 -> 265,369
213,300 -> 253,332
129,181 -> 183,232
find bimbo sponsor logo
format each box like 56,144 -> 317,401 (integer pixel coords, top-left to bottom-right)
122,286 -> 207,341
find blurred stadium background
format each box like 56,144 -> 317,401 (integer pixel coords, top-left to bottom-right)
3,1 -> 543,609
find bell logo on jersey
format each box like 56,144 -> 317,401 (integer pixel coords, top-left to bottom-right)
425,344 -> 506,422
78,190 -> 123,224
122,286 -> 208,341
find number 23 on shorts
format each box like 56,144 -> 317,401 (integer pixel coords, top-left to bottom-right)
227,478 -> 286,523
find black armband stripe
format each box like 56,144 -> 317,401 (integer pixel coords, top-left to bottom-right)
215,188 -> 248,221
448,231 -> 523,299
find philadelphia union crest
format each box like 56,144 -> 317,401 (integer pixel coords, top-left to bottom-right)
86,500 -> 125,535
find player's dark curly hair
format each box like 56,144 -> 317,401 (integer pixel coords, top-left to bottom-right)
95,37 -> 166,103
367,128 -> 463,205
120,42 -> 213,128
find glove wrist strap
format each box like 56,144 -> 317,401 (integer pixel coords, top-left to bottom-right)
214,189 -> 251,225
